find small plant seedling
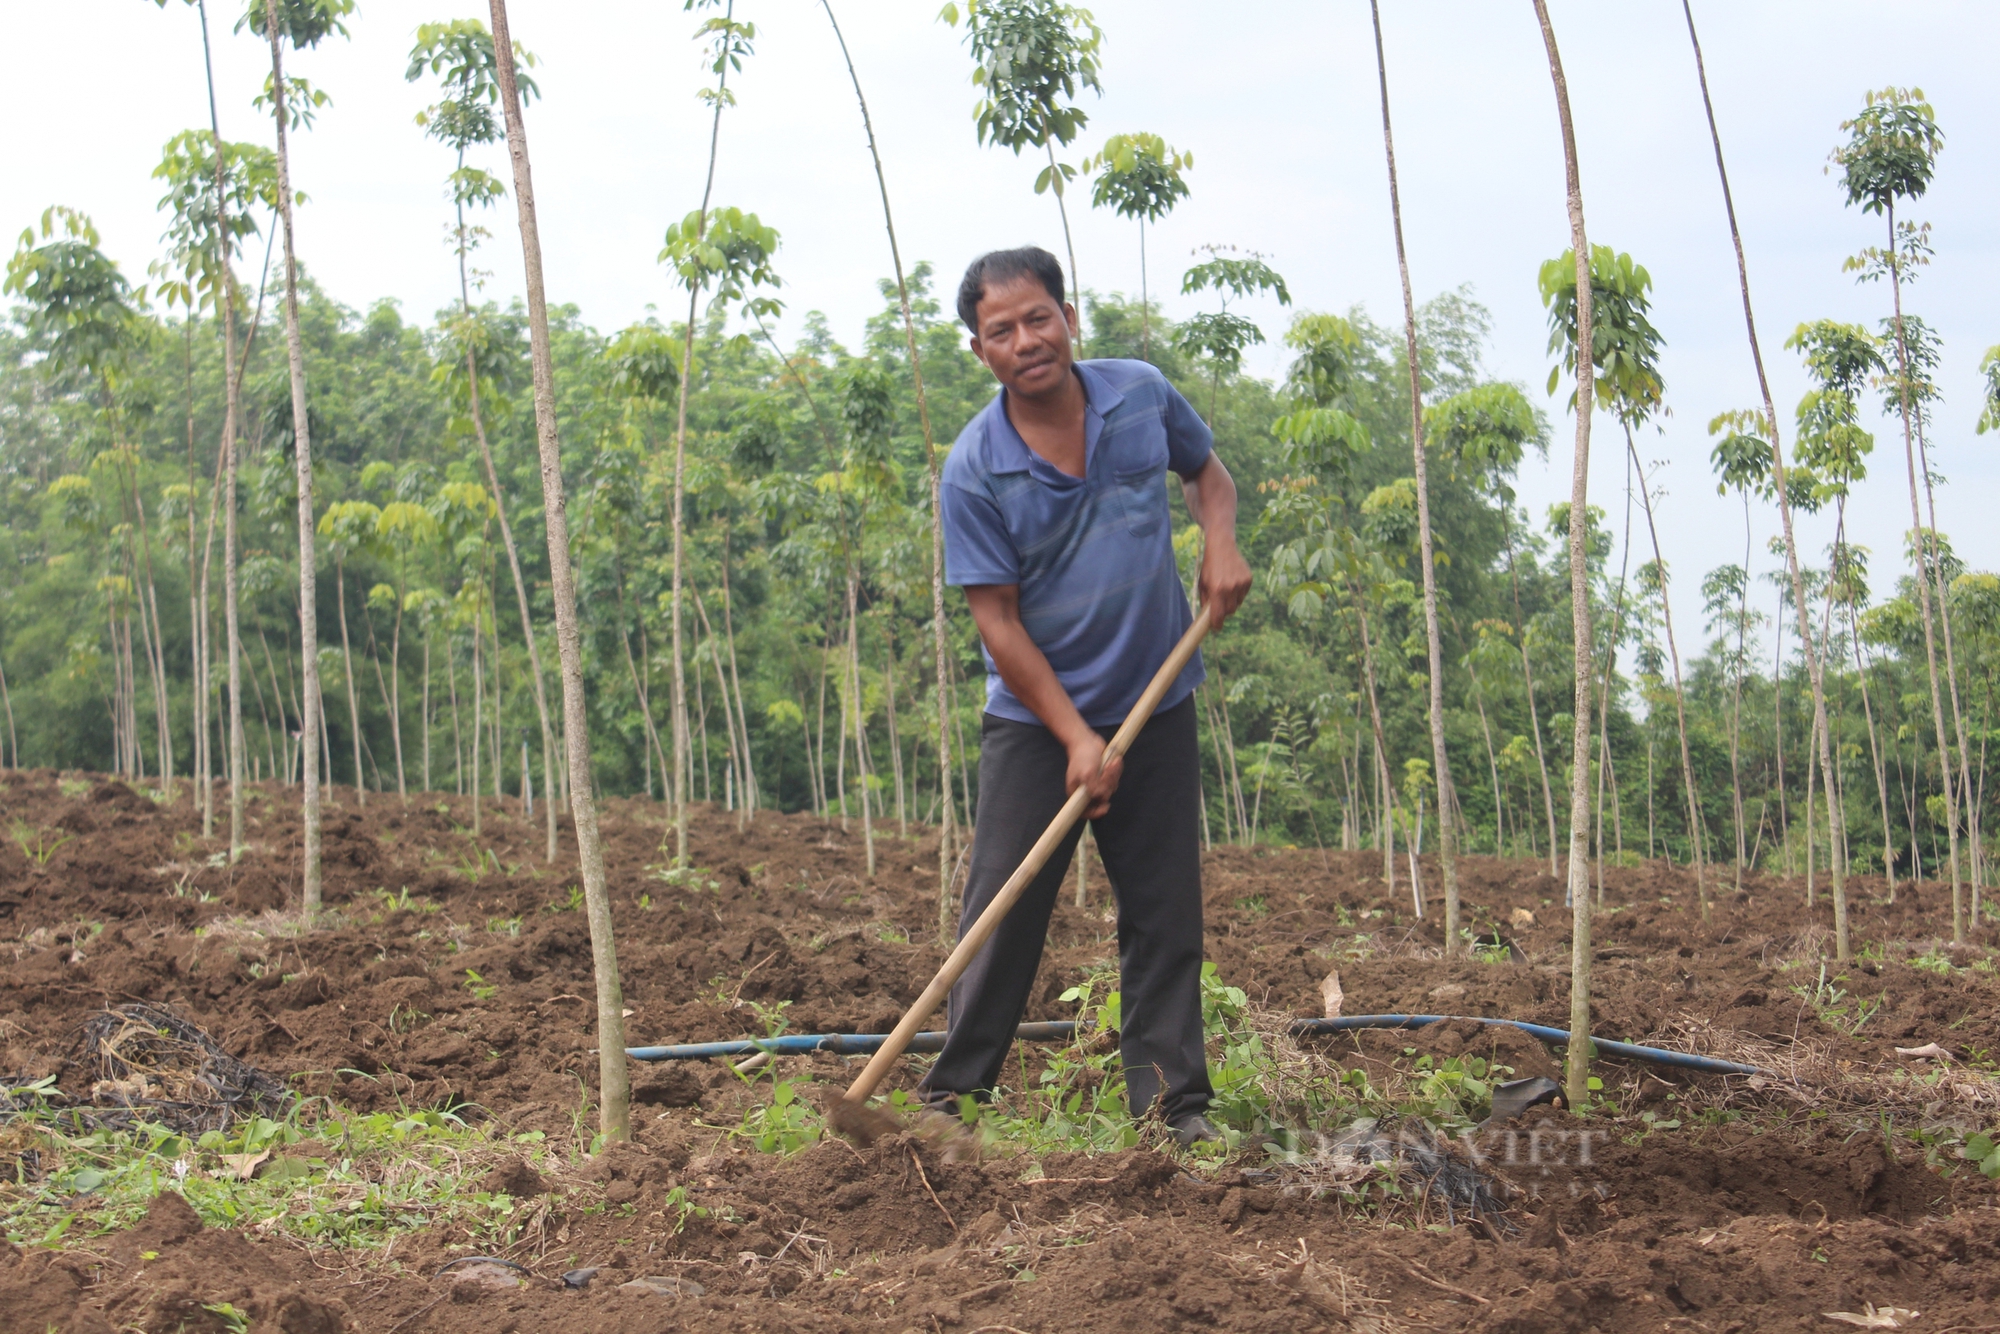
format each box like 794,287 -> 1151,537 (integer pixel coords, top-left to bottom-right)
464,969 -> 497,1001
204,1304 -> 252,1334
874,921 -> 909,944
1911,949 -> 1956,976
1235,895 -> 1269,917
545,884 -> 585,913
10,821 -> 72,867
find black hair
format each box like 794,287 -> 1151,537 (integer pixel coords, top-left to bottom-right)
956,247 -> 1066,333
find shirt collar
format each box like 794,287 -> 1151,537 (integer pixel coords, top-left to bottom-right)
985,361 -> 1126,477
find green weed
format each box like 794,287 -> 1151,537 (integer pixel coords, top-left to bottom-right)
9,821 -> 71,867
463,969 -> 498,1001
372,887 -> 438,915
1790,962 -> 1883,1035
1911,949 -> 1957,976
732,1078 -> 822,1154
1,1099 -> 555,1252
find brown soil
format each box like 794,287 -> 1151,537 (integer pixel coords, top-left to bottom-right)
3,768 -> 1998,1333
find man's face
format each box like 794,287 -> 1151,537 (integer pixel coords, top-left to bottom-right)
969,275 -> 1078,400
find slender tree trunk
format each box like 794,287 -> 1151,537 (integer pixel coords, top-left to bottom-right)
490,0 -> 629,1140
1506,534 -> 1561,876
1045,137 -> 1082,354
463,353 -> 558,858
614,567 -> 669,794
822,0 -> 958,935
193,0 -> 248,851
1138,215 -> 1151,361
0,655 -> 14,769
720,525 -> 758,818
1804,704 -> 1818,905
1532,0 -> 1597,1111
472,612 -> 484,834
884,642 -> 906,837
1904,312 -> 1968,940
244,630 -> 276,777
422,631 -> 432,793
1850,607 -> 1895,899
1202,688 -> 1233,843
447,631 -> 464,794
1729,494 -> 1750,890
1773,584 -> 1791,875
1352,584 -> 1397,897
1627,427 -> 1706,918
334,559 -> 363,804
1476,695 -> 1501,854
1595,443 -> 1637,901
690,585 -> 739,810
665,0 -> 735,869
1682,0 -> 1847,958
1370,0 -> 1459,947
694,634 -> 712,803
262,0 -> 322,911
846,571 -> 875,876
388,576 -> 406,799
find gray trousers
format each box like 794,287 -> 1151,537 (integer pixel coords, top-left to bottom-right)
919,695 -> 1212,1124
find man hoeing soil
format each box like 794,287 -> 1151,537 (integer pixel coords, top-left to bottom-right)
922,246 -> 1251,1146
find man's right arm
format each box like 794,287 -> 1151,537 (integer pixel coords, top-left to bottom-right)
963,584 -> 1123,817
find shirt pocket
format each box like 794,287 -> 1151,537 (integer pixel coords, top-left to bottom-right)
1113,464 -> 1166,539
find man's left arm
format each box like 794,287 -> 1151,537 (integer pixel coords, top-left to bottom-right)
1162,384 -> 1253,627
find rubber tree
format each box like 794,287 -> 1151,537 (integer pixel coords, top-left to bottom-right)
1529,0 -> 1597,1112
147,0 -> 252,845
1832,88 -> 1968,939
1085,131 -> 1190,362
1261,314 -> 1375,861
486,0 -> 629,1143
820,0 -> 962,939
406,18 -> 560,857
6,210 -> 161,782
1178,248 -> 1291,425
319,499 -> 380,800
1678,0 -> 1852,961
152,130 -> 278,838
1786,318 -> 1885,936
603,324 -> 679,797
1707,415 -> 1775,891
1883,316 -> 1979,907
1540,245 -> 1705,916
250,0 -> 351,914
658,206 -> 781,867
1367,0 -> 1463,949
1427,382 -> 1543,861
941,0 -> 1104,337
373,496 -> 439,800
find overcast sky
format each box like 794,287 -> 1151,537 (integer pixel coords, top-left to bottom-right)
8,0 -> 1998,656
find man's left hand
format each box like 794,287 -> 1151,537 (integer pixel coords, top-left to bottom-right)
1199,535 -> 1253,628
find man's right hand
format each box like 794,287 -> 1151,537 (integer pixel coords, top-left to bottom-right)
1065,730 -> 1123,819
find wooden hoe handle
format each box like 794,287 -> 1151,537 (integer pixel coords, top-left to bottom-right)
837,605 -> 1214,1112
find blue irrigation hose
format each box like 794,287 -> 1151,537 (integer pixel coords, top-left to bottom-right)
629,1013 -> 1766,1077
1291,1015 -> 1770,1077
625,1020 -> 1079,1062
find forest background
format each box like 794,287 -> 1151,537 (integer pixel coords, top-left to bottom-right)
1,0 -> 1997,905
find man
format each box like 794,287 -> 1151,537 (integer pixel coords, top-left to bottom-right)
923,246 -> 1252,1146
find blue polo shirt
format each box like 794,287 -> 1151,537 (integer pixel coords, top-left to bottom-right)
941,358 -> 1211,727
